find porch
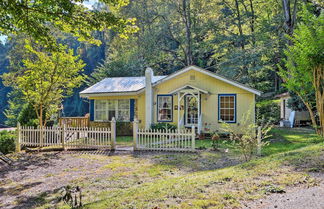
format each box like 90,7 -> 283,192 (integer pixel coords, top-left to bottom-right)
170,85 -> 209,134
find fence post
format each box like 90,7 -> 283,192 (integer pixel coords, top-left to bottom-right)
133,118 -> 138,151
257,126 -> 262,156
16,122 -> 21,152
111,117 -> 116,150
62,124 -> 66,151
191,126 -> 195,151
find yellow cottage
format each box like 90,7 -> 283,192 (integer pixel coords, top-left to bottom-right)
80,65 -> 261,134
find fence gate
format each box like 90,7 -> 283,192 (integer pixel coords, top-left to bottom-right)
132,119 -> 196,152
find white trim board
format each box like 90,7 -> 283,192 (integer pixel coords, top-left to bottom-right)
169,84 -> 209,94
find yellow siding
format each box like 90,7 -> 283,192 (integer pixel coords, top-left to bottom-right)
88,68 -> 256,131
152,69 -> 256,132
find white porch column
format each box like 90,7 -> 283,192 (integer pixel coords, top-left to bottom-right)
145,67 -> 154,129
178,92 -> 180,128
197,91 -> 201,134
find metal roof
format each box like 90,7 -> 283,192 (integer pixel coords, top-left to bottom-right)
80,76 -> 166,95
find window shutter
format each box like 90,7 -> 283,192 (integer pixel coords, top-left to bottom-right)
90,100 -> 94,121
130,99 -> 135,121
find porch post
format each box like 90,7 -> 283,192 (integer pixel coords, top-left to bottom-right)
177,92 -> 180,129
111,117 -> 116,150
197,91 -> 201,134
133,118 -> 138,151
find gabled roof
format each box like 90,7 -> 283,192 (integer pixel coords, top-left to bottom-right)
80,65 -> 262,97
80,76 -> 166,96
150,65 -> 262,96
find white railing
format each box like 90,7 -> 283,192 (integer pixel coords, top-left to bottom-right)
133,119 -> 196,152
17,118 -> 116,151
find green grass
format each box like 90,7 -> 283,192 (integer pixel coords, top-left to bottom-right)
116,136 -> 133,146
28,128 -> 323,209
195,127 -> 323,156
262,127 -> 323,156
80,142 -> 323,209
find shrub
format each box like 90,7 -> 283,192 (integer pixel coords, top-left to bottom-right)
0,130 -> 16,154
256,99 -> 280,125
17,103 -> 39,127
221,108 -> 272,161
150,123 -> 177,131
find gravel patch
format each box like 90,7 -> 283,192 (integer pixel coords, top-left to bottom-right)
244,173 -> 324,209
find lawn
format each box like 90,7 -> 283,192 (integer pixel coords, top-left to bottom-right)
195,127 -> 322,156
1,128 -> 323,209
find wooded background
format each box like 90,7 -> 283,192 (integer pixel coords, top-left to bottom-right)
0,0 -> 322,126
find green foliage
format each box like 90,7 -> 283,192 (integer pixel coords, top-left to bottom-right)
287,91 -> 314,111
116,122 -> 132,136
150,123 -> 177,131
256,100 -> 280,124
17,103 -> 39,127
278,4 -> 323,133
2,40 -> 86,127
0,130 -> 16,154
0,0 -> 138,48
221,108 -> 272,161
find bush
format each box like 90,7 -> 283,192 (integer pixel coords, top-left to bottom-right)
17,103 -> 38,127
0,131 -> 16,154
150,123 -> 177,131
256,99 -> 280,125
220,109 -> 272,161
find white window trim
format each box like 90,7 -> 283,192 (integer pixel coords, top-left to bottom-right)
94,99 -> 130,122
218,94 -> 236,123
157,95 -> 173,122
94,100 -> 108,122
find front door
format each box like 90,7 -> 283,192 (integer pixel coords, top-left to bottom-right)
185,95 -> 198,126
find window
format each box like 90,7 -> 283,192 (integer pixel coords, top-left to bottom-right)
94,99 -> 130,121
218,94 -> 236,123
117,99 -> 130,121
157,95 -> 173,122
107,100 -> 116,121
95,100 -> 108,121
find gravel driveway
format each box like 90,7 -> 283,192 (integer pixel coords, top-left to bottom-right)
245,173 -> 324,209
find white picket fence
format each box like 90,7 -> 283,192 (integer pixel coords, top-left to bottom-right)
133,120 -> 196,152
17,122 -> 116,151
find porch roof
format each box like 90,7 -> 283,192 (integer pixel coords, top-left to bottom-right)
169,84 -> 209,94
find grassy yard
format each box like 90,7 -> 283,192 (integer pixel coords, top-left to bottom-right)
118,128 -> 322,156
1,128 -> 323,209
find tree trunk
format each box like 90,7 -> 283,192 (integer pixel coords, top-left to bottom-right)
313,65 -> 324,136
297,93 -> 320,135
39,104 -> 44,147
248,0 -> 255,46
282,0 -> 298,37
182,0 -> 193,65
235,0 -> 245,50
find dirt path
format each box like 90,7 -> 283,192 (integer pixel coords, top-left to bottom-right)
244,173 -> 324,209
0,151 -> 117,209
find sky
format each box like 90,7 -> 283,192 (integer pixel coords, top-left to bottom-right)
0,0 -> 98,44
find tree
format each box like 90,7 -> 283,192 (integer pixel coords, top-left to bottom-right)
0,0 -> 138,47
279,5 -> 323,136
2,41 -> 85,131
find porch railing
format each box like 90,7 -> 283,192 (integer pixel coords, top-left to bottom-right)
58,114 -> 89,127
